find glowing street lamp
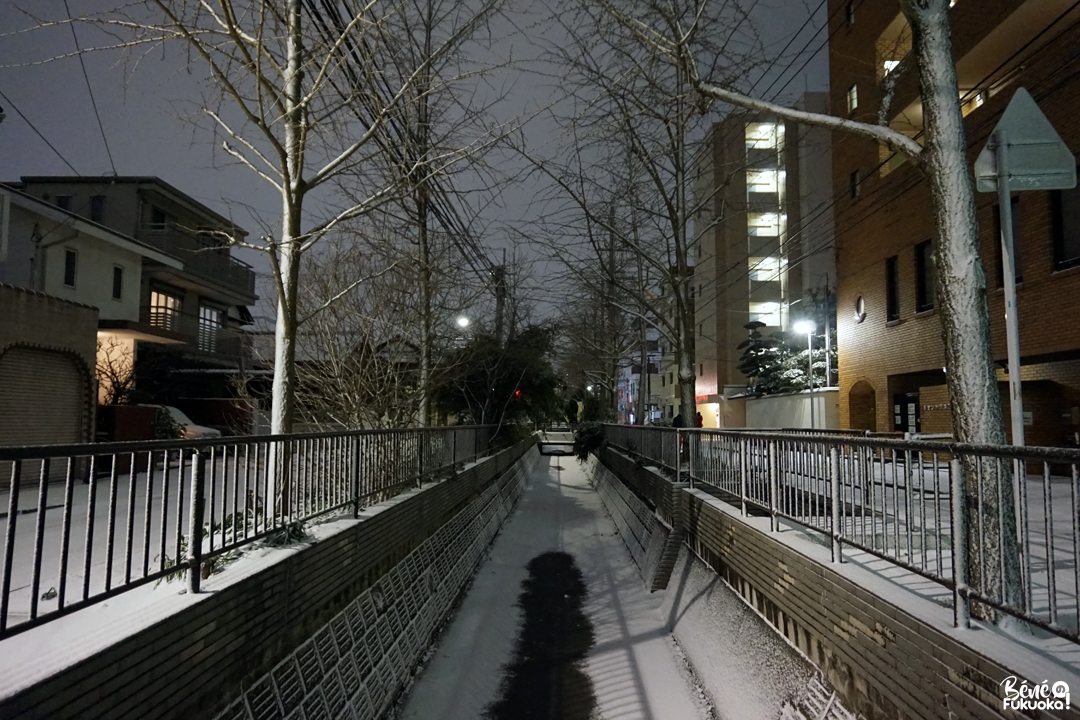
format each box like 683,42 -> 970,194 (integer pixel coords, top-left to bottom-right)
456,316 -> 470,329
794,320 -> 816,429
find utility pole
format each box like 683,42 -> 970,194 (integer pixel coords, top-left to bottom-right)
824,278 -> 832,388
494,248 -> 507,346
637,261 -> 648,425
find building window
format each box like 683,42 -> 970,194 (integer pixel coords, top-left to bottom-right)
849,170 -> 861,199
1052,183 -> 1080,270
90,196 -> 106,222
55,195 -> 72,211
915,240 -> 934,312
198,305 -> 224,352
699,363 -> 704,376
845,0 -> 855,25
746,169 -> 780,193
661,375 -> 665,388
63,249 -> 77,287
993,196 -> 1022,286
847,84 -> 859,113
748,212 -> 783,236
886,255 -> 899,321
150,207 -> 170,230
149,290 -> 182,330
112,265 -> 123,300
745,122 -> 780,150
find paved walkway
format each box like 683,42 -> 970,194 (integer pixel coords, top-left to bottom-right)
398,454 -> 708,720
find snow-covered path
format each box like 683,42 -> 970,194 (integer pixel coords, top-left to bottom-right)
398,454 -> 708,720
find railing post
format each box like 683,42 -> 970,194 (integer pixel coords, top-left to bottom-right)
687,432 -> 695,489
352,435 -> 362,518
769,439 -> 779,532
452,428 -> 458,469
675,429 -> 682,481
188,448 -> 204,595
739,438 -> 748,516
830,446 -> 842,563
417,430 -> 424,490
951,458 -> 970,628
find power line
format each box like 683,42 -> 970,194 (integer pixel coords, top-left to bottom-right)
63,0 -> 117,176
0,89 -> 80,175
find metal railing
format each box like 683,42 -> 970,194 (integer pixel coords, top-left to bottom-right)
603,424 -> 1080,642
0,425 -> 493,640
137,225 -> 257,297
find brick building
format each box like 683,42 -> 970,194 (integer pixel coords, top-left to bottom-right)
830,0 -> 1080,446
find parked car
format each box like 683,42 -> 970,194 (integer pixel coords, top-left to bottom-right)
143,405 -> 222,440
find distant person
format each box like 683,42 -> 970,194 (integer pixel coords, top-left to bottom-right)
695,412 -> 703,428
672,412 -> 684,428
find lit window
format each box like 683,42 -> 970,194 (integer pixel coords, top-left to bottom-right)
150,290 -> 182,330
748,256 -> 782,282
746,169 -> 780,193
960,91 -> 986,117
847,84 -> 859,113
748,212 -> 782,236
749,301 -> 782,327
883,60 -> 900,75
745,123 -> 780,150
198,305 -> 224,352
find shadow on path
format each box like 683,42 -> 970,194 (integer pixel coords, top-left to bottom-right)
484,551 -> 597,720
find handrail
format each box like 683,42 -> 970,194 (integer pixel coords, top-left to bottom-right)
0,425 -> 497,639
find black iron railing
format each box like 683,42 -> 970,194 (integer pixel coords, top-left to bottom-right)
0,426 -> 494,639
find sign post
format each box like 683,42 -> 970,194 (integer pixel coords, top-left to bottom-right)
974,88 -> 1076,446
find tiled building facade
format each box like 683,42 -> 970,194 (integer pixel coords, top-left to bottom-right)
830,0 -> 1080,446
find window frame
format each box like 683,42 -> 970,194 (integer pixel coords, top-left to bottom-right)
1052,182 -> 1080,271
915,240 -> 935,313
90,195 -> 106,223
63,248 -> 78,288
55,195 -> 72,211
849,170 -> 861,199
112,265 -> 124,301
847,84 -> 859,113
886,255 -> 900,321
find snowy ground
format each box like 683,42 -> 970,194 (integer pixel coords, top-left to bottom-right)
397,454 -> 711,720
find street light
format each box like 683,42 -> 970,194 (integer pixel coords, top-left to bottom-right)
456,316 -> 470,328
793,320 -> 816,429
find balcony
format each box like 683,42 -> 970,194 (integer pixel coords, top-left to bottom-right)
137,224 -> 256,299
139,306 -> 250,360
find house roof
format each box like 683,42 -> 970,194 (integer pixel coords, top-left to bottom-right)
1,185 -> 184,269
11,176 -> 247,236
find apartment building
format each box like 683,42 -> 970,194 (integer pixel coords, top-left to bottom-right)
690,92 -> 836,427
829,0 -> 1080,446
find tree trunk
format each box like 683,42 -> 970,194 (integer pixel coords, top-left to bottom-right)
271,0 -> 305,437
903,0 -> 1022,620
418,188 -> 431,427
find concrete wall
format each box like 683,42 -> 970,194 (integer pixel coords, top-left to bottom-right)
745,388 -> 840,429
0,439 -> 537,720
0,283 -> 98,374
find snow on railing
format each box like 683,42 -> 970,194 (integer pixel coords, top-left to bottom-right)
602,424 -> 1080,643
0,425 -> 494,640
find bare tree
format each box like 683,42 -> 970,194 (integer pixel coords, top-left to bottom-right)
96,337 -> 136,406
607,0 -> 1020,621
520,0 -> 759,425
51,0 -> 504,434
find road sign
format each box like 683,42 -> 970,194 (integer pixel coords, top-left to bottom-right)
974,89 -> 1076,447
975,88 -> 1076,192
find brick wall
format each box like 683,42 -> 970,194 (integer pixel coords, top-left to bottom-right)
597,447 -> 1078,720
828,0 -> 1080,434
0,440 -> 537,720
